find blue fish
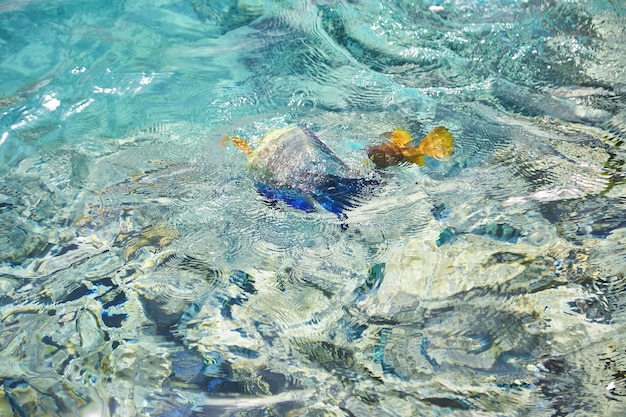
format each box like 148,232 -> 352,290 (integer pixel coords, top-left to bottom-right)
224,125 -> 380,218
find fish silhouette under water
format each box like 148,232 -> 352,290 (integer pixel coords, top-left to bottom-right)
222,124 -> 453,218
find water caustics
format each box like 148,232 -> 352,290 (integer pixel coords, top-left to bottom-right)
1,0 -> 626,416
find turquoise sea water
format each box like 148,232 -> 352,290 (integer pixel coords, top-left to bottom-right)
1,0 -> 626,416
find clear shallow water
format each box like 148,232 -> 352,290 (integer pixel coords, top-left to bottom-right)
1,0 -> 625,416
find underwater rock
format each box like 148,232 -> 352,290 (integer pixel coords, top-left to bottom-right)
118,222 -> 181,261
540,195 -> 626,240
169,349 -> 212,386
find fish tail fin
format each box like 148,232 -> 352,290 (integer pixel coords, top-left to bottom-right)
313,175 -> 380,217
221,134 -> 252,154
416,126 -> 454,161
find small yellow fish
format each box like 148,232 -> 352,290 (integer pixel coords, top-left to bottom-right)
366,126 -> 454,168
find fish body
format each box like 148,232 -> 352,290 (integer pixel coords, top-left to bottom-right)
248,125 -> 355,193
246,125 -> 379,217
436,223 -> 524,247
223,124 -> 453,217
366,126 -> 454,168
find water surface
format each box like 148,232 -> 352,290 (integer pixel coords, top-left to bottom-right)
1,0 -> 626,416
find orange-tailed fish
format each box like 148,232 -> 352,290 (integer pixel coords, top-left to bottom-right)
222,125 -> 453,218
366,126 -> 454,168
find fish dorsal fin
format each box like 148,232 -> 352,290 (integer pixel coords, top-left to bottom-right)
384,128 -> 413,148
